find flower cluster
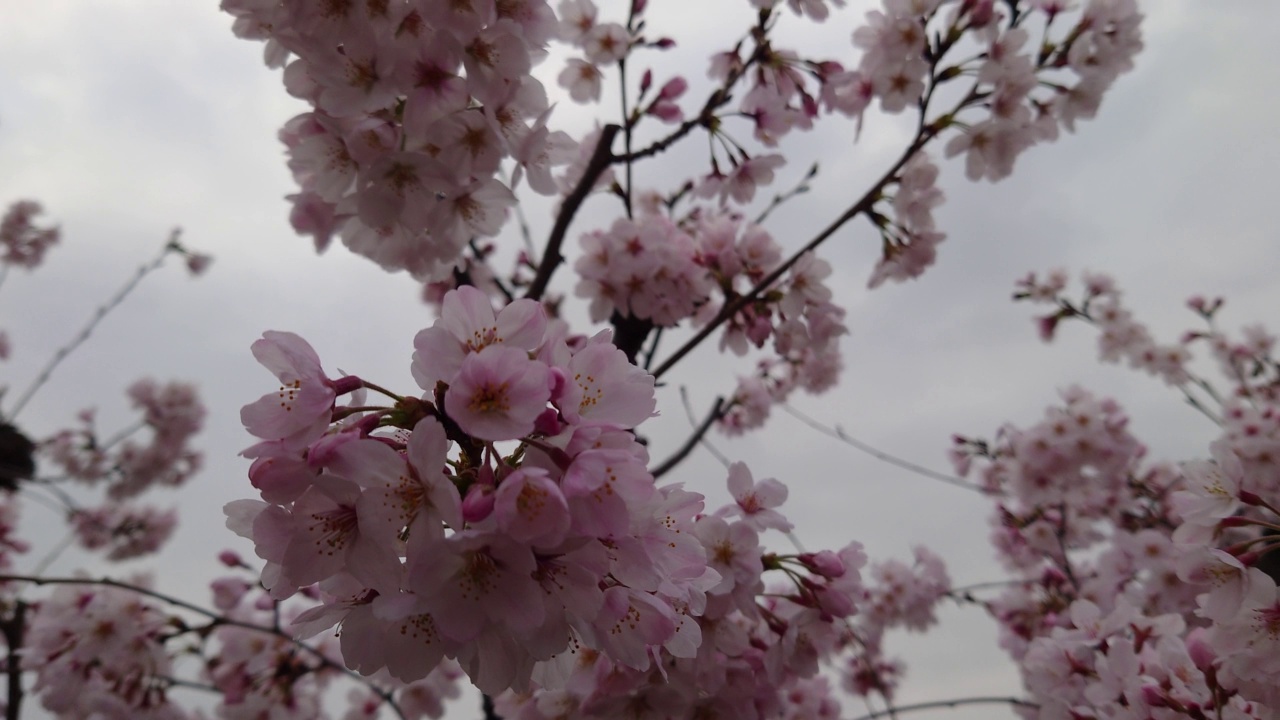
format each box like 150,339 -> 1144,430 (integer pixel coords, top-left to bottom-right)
947,276 -> 1280,718
44,383 -> 201,483
24,582 -> 183,719
0,200 -> 60,271
1016,269 -> 1192,385
222,0 -> 575,280
225,284 -> 942,713
230,287 -> 709,696
574,214 -> 712,327
867,152 -> 946,289
943,0 -> 1144,182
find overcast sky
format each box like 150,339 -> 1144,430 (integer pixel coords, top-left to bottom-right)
2,1 -> 1278,718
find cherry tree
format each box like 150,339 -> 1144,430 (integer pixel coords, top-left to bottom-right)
1,1 -> 1277,719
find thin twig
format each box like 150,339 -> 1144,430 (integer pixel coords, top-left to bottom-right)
753,161 -> 818,225
7,232 -> 181,420
679,386 -> 731,469
846,696 -> 1036,720
779,404 -> 986,494
28,529 -> 77,577
468,239 -> 515,304
653,397 -> 725,478
100,419 -> 147,451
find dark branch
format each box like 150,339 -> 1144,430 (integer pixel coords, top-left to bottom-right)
846,696 -> 1036,720
3,601 -> 25,720
652,397 -> 725,478
525,124 -> 621,301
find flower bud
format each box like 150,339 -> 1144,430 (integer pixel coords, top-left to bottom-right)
218,549 -> 245,568
801,550 -> 846,579
462,482 -> 496,523
1185,627 -> 1216,671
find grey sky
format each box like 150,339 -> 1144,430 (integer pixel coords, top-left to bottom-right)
1,1 -> 1277,718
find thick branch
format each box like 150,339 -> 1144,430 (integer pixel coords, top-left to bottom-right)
847,696 -> 1036,720
525,124 -> 621,301
3,601 -> 25,720
652,397 -> 725,478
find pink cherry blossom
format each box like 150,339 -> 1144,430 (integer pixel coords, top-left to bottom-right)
444,345 -> 551,440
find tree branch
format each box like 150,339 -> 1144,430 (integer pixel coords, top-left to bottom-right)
778,404 -> 987,494
846,696 -> 1036,720
7,231 -> 181,421
652,397 -> 725,478
3,601 -> 25,720
649,124 -> 936,381
525,124 -> 621,301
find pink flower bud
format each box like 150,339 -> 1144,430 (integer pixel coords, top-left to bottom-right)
185,252 -> 213,276
1140,686 -> 1168,708
815,586 -> 854,619
331,375 -> 363,395
1186,627 -> 1216,671
647,101 -> 681,123
211,576 -> 252,611
640,69 -> 652,94
547,366 -> 569,403
462,482 -> 496,523
1239,490 -> 1265,506
218,549 -> 245,567
802,550 -> 846,579
657,77 -> 687,100
534,407 -> 563,436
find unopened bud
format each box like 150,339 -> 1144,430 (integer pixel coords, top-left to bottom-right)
331,375 -> 364,395
462,482 -> 496,523
801,550 -> 846,579
1185,627 -> 1216,671
1239,490 -> 1266,506
657,76 -> 687,100
218,550 -> 245,568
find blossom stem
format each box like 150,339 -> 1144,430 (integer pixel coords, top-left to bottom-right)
359,380 -> 404,402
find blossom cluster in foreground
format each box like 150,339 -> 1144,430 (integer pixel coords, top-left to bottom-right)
225,285 -> 951,716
